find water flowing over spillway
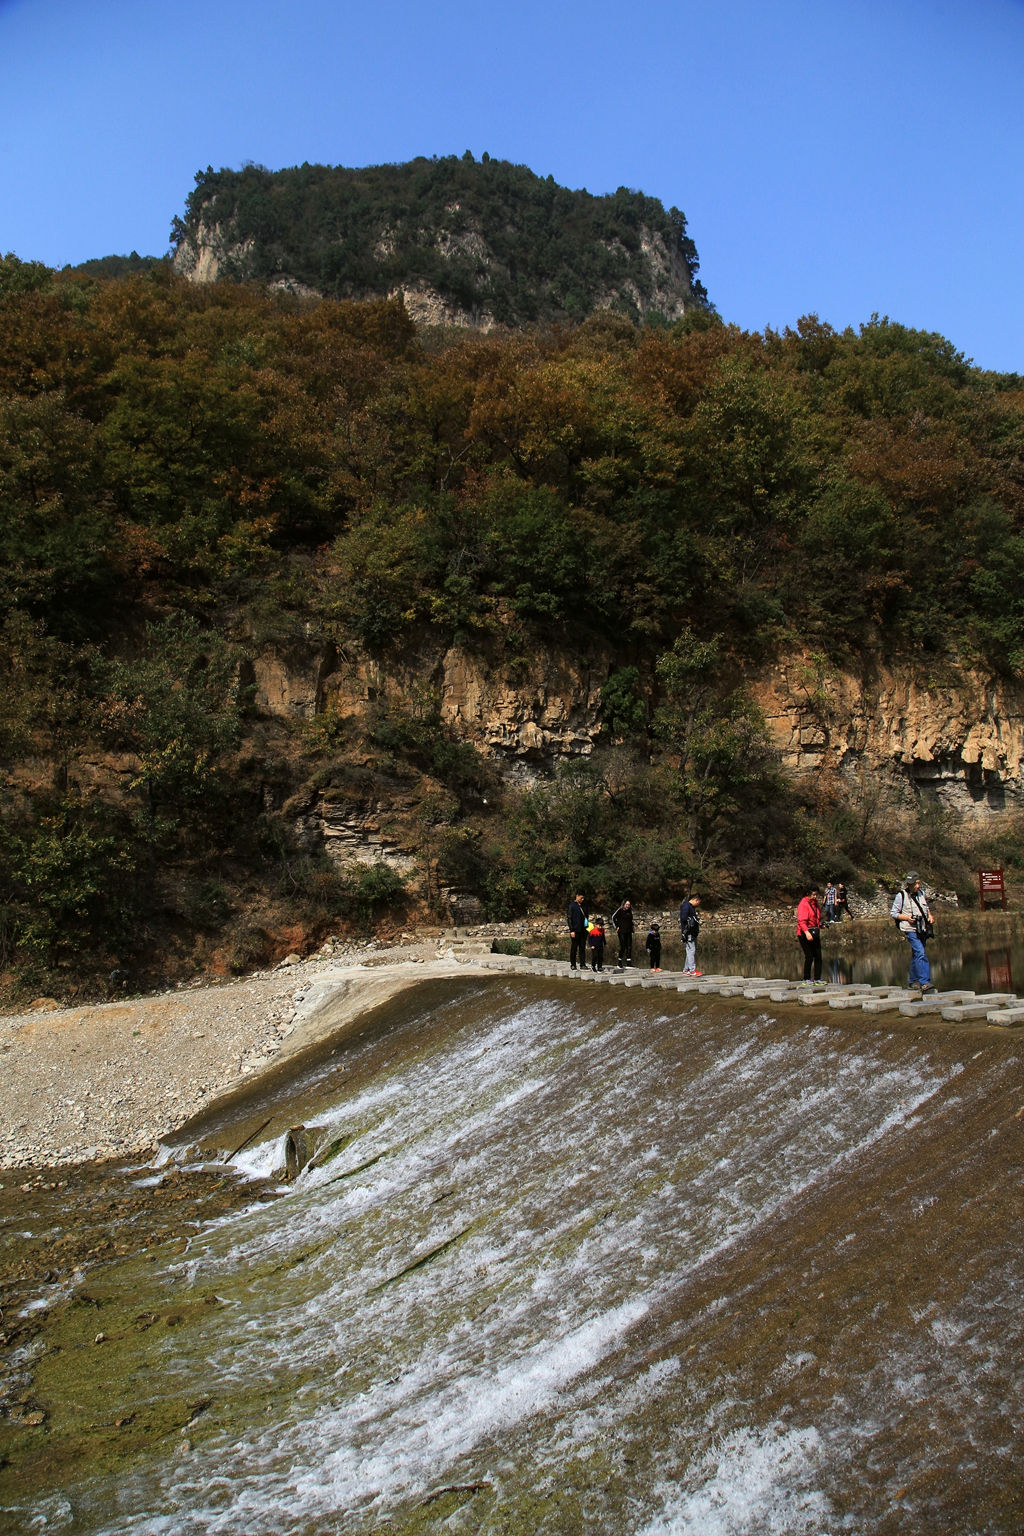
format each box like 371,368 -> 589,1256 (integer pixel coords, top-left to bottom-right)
16,977 -> 1023,1534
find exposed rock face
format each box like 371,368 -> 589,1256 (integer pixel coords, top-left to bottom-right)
248,643 -> 604,770
172,220 -> 253,285
437,648 -> 600,772
173,211 -> 696,330
593,229 -> 694,324
250,640 -> 1023,872
246,648 -> 339,719
294,801 -> 416,874
753,660 -> 1024,816
387,280 -> 493,332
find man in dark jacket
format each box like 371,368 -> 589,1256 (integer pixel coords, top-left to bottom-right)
611,899 -> 634,967
567,892 -> 588,969
679,893 -> 702,975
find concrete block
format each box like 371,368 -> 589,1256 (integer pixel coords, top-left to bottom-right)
987,1007 -> 1024,1026
941,1003 -> 1009,1021
898,990 -> 982,1015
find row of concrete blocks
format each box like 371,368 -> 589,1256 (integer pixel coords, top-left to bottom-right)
479,956 -> 1024,1027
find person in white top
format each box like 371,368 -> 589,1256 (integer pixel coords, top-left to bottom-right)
890,872 -> 935,993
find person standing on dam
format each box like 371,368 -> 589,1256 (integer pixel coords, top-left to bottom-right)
568,891 -> 589,970
587,915 -> 607,971
890,872 -> 936,994
611,899 -> 634,968
645,922 -> 662,972
678,893 -> 702,976
796,885 -> 824,983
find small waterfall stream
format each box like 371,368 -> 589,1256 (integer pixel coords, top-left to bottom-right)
6,976 -> 1022,1535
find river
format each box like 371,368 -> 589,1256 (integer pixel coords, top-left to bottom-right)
2,974 -> 1021,1534
681,920 -> 1024,995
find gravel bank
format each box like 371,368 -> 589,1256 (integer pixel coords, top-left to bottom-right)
0,936 -> 486,1170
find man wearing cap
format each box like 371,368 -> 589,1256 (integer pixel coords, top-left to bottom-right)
890,872 -> 936,994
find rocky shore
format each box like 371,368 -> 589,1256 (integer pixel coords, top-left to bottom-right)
0,936 -> 485,1171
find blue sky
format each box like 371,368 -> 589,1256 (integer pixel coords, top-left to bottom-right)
1,0 -> 1022,371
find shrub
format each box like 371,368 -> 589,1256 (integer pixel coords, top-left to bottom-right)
346,860 -> 407,917
0,795 -> 140,980
227,921 -> 272,973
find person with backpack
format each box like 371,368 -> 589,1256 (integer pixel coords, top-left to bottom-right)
890,872 -> 936,994
611,899 -> 634,968
645,922 -> 662,972
678,893 -> 702,976
587,915 -> 607,972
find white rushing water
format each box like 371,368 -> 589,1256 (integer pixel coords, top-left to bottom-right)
35,979 -> 1020,1536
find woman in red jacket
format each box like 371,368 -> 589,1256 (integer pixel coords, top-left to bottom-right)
796,886 -> 823,983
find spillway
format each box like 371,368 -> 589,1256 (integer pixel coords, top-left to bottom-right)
10,974 -> 1022,1535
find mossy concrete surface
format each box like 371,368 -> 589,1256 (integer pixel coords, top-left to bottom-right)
1,978 -> 1021,1534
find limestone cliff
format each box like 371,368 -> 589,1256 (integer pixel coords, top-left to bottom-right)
247,642 -> 1024,871
753,661 -> 1024,816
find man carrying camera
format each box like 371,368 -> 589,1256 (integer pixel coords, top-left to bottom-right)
890,871 -> 936,994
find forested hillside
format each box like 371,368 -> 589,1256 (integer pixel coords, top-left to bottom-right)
1,252 -> 1023,996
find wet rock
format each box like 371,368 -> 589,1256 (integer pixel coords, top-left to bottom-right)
279,1124 -> 326,1181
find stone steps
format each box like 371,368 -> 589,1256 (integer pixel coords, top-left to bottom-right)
476,955 -> 1023,1026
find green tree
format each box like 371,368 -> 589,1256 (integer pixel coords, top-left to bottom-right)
0,796 -> 139,981
95,618 -> 245,824
654,631 -> 779,867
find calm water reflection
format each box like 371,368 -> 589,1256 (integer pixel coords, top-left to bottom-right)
701,930 -> 1022,994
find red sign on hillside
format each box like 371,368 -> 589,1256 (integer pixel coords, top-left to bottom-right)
978,868 -> 1006,910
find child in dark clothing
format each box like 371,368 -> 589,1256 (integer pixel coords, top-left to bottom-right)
587,917 -> 606,972
645,923 -> 662,972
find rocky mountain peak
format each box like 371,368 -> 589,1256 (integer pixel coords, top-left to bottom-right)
170,155 -> 707,328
